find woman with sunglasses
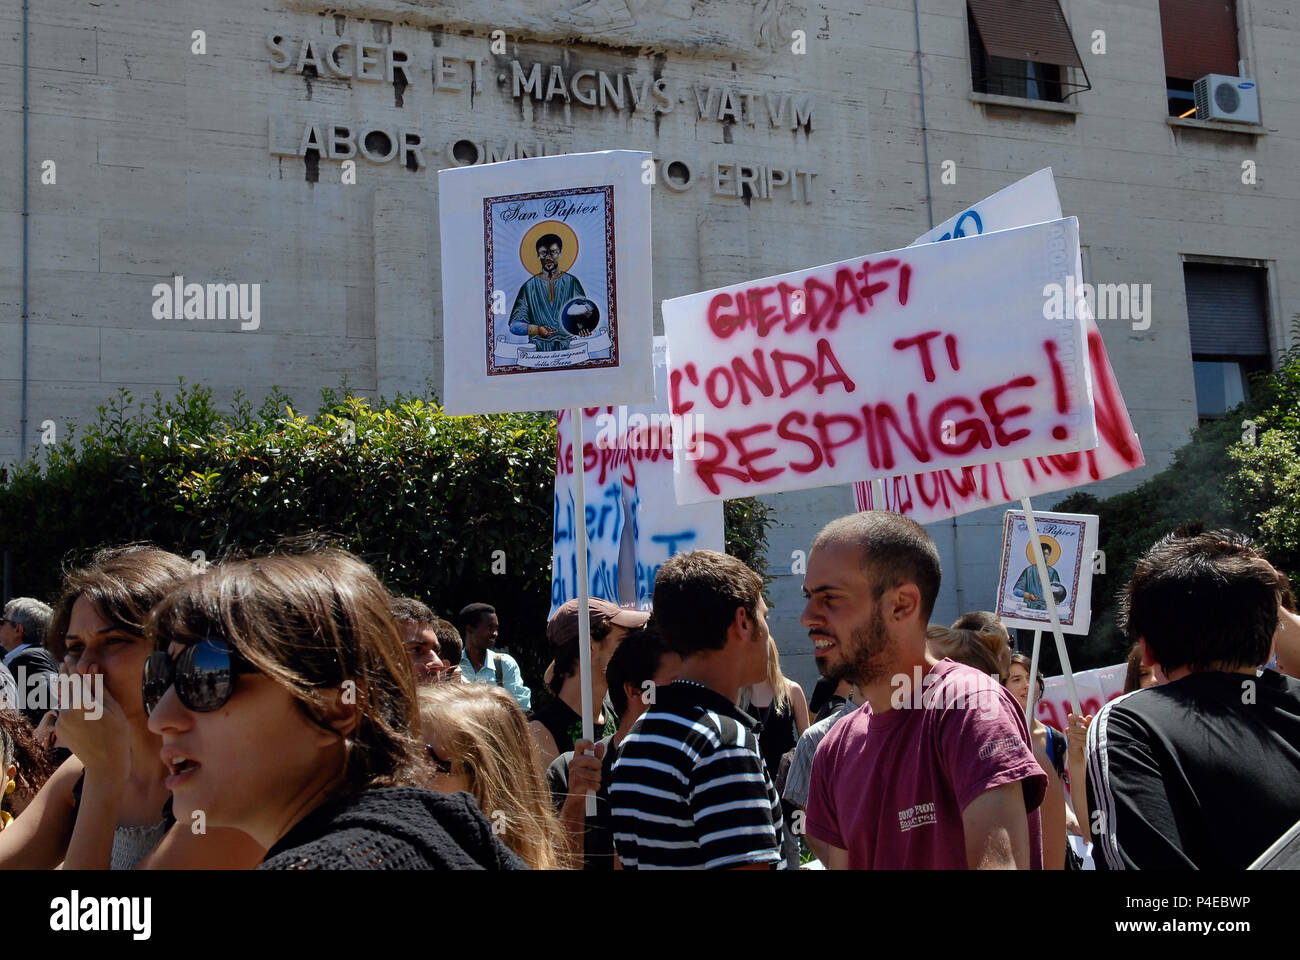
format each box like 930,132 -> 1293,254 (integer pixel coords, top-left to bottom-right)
418,683 -> 567,869
0,545 -> 261,869
144,547 -> 526,870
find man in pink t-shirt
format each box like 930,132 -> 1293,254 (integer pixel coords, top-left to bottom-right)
800,511 -> 1047,869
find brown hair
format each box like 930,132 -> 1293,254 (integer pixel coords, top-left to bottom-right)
547,619 -> 614,695
652,550 -> 763,657
0,711 -> 55,817
418,683 -> 567,869
813,512 -> 941,621
1007,651 -> 1045,698
431,619 -> 462,665
146,548 -> 426,792
927,625 -> 1001,676
390,596 -> 434,625
1123,642 -> 1146,694
952,610 -> 1011,681
47,545 -> 194,660
740,636 -> 795,716
1274,571 -> 1296,613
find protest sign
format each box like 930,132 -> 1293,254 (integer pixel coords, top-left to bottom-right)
439,151 -> 655,814
439,150 -> 654,415
550,339 -> 724,618
914,168 -> 1063,247
1039,659 -> 1127,809
1038,661 -> 1127,732
854,169 -> 1145,521
663,217 -> 1096,504
996,509 -> 1098,634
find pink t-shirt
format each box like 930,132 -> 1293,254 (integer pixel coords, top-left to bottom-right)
805,659 -> 1047,869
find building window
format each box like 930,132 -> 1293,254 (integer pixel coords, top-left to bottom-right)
1184,262 -> 1270,420
1159,0 -> 1241,117
967,0 -> 1090,103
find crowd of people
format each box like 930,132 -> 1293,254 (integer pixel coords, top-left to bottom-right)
0,509 -> 1297,870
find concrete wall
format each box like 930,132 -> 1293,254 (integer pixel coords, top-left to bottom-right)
1,0 -> 1296,691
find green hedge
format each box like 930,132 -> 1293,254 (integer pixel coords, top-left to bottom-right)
1050,334 -> 1300,674
0,381 -> 774,695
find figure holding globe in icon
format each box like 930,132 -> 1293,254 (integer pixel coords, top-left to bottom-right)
508,222 -> 590,353
1012,536 -> 1067,612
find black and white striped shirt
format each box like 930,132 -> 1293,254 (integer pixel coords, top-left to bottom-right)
609,680 -> 784,870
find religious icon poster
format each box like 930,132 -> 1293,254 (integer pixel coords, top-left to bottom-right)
994,509 -> 1099,635
439,150 -> 654,415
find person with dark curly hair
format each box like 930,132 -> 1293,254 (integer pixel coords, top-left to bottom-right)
0,712 -> 56,828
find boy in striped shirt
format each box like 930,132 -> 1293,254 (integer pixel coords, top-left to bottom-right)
609,550 -> 784,870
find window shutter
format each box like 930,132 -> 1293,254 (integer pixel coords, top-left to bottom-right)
1159,0 -> 1240,82
968,0 -> 1084,68
1185,264 -> 1269,357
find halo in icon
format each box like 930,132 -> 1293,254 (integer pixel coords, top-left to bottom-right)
1024,535 -> 1062,567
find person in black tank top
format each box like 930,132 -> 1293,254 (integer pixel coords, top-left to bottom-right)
750,701 -> 797,780
740,638 -> 810,779
533,695 -> 618,758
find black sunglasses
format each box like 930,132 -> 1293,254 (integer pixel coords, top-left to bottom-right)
143,637 -> 247,716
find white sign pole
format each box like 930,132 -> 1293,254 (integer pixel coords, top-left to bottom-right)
1020,497 -> 1081,716
570,408 -> 598,817
1025,629 -> 1043,729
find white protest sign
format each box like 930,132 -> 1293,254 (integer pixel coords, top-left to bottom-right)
854,169 -> 1145,522
915,168 -> 1063,246
1039,660 -> 1127,808
439,150 -> 654,415
550,338 -> 724,618
1038,662 -> 1127,733
995,509 -> 1099,634
663,217 -> 1096,504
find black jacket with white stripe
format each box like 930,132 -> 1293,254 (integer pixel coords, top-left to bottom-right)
1085,670 -> 1300,870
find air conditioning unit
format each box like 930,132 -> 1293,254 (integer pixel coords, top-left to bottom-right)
1194,75 -> 1260,123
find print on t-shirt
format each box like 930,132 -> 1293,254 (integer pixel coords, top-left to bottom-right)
897,802 -> 936,834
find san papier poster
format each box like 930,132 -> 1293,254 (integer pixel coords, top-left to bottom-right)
854,169 -> 1146,522
438,150 -> 654,415
662,217 -> 1096,504
550,338 -> 724,619
994,508 -> 1098,634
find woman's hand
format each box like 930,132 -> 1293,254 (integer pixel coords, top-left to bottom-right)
1066,712 -> 1093,764
55,669 -> 131,785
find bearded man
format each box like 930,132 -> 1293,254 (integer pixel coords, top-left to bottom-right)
800,511 -> 1047,869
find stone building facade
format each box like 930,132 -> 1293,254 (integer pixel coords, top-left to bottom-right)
2,0 -> 1296,687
